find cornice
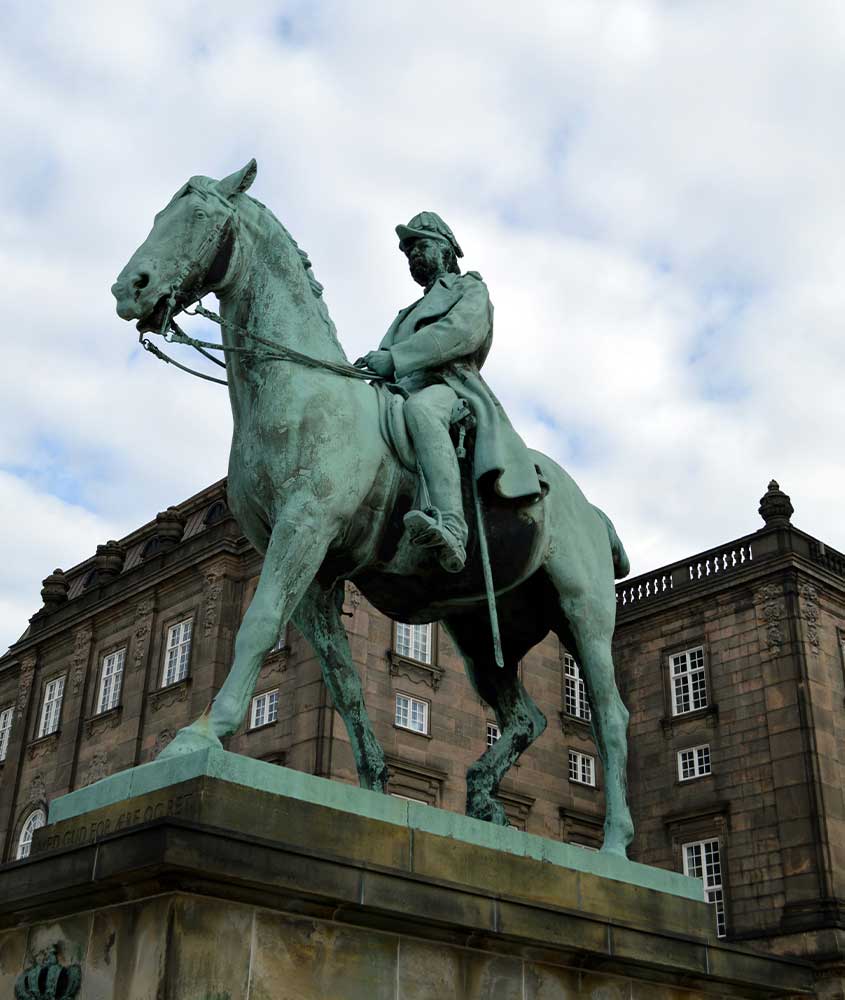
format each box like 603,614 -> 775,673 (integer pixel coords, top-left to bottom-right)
7,528 -> 251,659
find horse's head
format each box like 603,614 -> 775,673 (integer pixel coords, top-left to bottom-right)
112,159 -> 257,332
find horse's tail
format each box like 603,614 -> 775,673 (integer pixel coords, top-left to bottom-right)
592,505 -> 630,579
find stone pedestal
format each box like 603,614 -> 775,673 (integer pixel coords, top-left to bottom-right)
0,751 -> 813,999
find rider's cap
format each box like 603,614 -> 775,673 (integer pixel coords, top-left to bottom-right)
396,212 -> 464,258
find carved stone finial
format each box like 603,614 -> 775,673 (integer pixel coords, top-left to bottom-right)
759,480 -> 794,528
155,506 -> 186,550
95,540 -> 125,581
40,569 -> 68,611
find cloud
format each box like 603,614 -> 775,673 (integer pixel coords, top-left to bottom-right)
2,1 -> 845,650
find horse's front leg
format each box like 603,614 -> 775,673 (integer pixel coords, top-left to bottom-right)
159,511 -> 332,758
293,581 -> 389,792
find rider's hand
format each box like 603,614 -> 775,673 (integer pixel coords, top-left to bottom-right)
361,350 -> 395,378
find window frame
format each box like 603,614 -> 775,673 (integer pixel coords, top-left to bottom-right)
96,646 -> 126,715
563,652 -> 592,722
0,705 -> 13,762
669,645 -> 709,717
393,622 -> 436,666
568,748 -> 596,787
17,808 -> 46,860
486,722 -> 500,748
683,837 -> 727,938
161,617 -> 194,689
394,692 -> 430,736
36,674 -> 66,739
677,743 -> 712,782
249,688 -> 280,730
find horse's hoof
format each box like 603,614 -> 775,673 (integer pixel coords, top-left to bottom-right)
157,721 -> 223,760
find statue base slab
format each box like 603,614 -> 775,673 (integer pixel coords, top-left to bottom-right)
0,751 -> 813,998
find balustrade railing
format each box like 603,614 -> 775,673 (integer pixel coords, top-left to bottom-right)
809,539 -> 845,577
616,538 -> 755,610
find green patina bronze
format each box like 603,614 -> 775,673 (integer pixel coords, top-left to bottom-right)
48,748 -> 702,901
112,161 -> 634,855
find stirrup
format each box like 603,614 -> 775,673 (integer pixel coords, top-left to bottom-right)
403,509 -> 466,573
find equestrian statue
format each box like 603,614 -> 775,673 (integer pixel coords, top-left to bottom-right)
112,160 -> 635,855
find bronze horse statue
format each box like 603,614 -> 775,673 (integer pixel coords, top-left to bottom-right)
112,160 -> 635,855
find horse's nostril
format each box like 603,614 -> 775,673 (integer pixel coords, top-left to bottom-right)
132,272 -> 150,294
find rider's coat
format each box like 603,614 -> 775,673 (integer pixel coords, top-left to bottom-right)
379,271 -> 541,501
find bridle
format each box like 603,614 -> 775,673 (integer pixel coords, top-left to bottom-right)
138,202 -> 385,387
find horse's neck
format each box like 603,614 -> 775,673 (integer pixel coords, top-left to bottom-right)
217,206 -> 346,418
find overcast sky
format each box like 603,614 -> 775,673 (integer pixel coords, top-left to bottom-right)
2,1 -> 844,652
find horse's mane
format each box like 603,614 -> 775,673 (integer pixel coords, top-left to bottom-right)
186,176 -> 344,354
245,195 -> 340,342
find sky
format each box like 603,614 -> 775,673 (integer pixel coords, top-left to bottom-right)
2,0 -> 844,652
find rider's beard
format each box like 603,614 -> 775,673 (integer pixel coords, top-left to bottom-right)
410,258 -> 438,287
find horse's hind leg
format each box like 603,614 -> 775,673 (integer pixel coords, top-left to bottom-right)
443,613 -> 547,826
293,581 -> 389,792
546,567 -> 634,856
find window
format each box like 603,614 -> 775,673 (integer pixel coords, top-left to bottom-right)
395,693 -> 429,735
96,648 -> 125,714
670,646 -> 708,715
37,676 -> 65,739
563,653 -> 591,721
486,722 -> 500,747
395,623 -> 432,664
162,619 -> 193,687
17,809 -> 46,860
250,689 -> 279,729
568,749 -> 596,787
0,706 -> 13,762
678,744 -> 712,781
683,838 -> 726,937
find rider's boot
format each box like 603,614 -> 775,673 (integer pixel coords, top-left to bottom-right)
404,507 -> 468,573
404,430 -> 469,573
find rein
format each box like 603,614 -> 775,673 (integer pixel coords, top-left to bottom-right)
138,212 -> 385,387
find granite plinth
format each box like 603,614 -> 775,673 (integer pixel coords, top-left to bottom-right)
47,747 -> 702,900
0,751 -> 814,999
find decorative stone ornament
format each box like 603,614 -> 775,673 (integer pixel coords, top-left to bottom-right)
155,506 -> 186,549
759,480 -> 794,528
15,947 -> 81,1000
94,540 -> 126,581
39,569 -> 69,611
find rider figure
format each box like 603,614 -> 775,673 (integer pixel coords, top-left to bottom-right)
361,212 -> 541,574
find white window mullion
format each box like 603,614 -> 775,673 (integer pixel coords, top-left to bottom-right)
678,744 -> 712,781
163,619 -> 193,687
97,648 -> 125,714
0,707 -> 13,762
37,676 -> 65,739
568,749 -> 596,787
395,623 -> 432,665
683,838 -> 726,938
394,693 -> 429,735
671,647 -> 708,716
250,689 -> 279,730
17,809 -> 46,860
563,654 -> 591,721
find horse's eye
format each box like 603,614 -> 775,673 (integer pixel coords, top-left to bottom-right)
194,208 -> 207,220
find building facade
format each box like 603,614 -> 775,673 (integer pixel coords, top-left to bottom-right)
1,478 -> 844,993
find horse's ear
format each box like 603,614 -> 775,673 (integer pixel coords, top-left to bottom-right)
217,159 -> 257,199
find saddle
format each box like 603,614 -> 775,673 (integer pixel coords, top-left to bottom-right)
366,384 -> 549,617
